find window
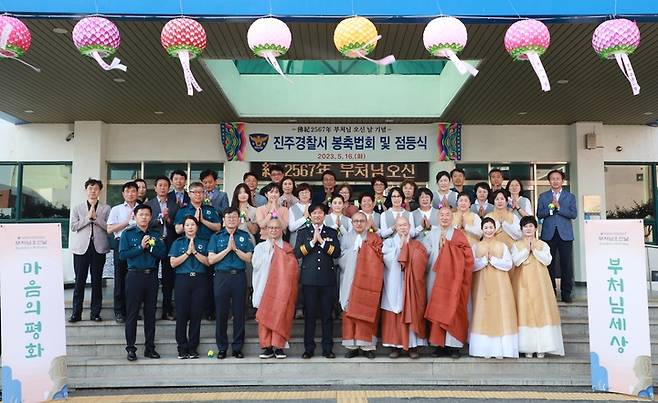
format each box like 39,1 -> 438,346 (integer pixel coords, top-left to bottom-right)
605,163 -> 655,243
0,162 -> 72,247
107,162 -> 225,206
456,162 -> 569,211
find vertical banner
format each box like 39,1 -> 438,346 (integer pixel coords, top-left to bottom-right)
437,122 -> 462,161
584,219 -> 654,398
1,223 -> 68,402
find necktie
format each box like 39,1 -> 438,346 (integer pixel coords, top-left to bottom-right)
176,192 -> 183,204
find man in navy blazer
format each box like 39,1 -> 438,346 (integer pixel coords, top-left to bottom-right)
294,202 -> 341,359
168,169 -> 191,208
147,176 -> 180,320
200,169 -> 229,215
536,170 -> 578,303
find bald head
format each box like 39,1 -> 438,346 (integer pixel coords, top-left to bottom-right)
395,215 -> 410,237
351,211 -> 368,234
439,207 -> 453,229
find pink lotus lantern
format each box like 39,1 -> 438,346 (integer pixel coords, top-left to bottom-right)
73,17 -> 126,72
0,16 -> 39,71
504,19 -> 551,92
247,17 -> 292,81
161,18 -> 207,96
423,17 -> 478,76
592,19 -> 640,96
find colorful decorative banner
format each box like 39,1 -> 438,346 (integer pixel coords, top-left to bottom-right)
1,223 -> 68,403
222,123 -> 459,163
438,122 -> 462,161
220,122 -> 246,161
584,219 -> 653,399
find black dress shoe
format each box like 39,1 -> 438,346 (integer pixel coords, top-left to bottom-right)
126,351 -> 137,361
217,350 -> 227,359
301,351 -> 313,359
431,347 -> 449,357
91,316 -> 102,322
162,312 -> 175,321
449,347 -> 461,359
232,351 -> 244,359
68,315 -> 81,323
323,351 -> 336,359
363,350 -> 376,359
115,315 -> 125,324
344,349 -> 359,359
144,350 -> 161,359
206,313 -> 216,321
562,295 -> 573,303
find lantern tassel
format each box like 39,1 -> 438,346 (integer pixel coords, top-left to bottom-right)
354,35 -> 395,66
526,52 -> 550,92
91,51 -> 127,72
177,50 -> 202,96
0,23 -> 41,72
444,49 -> 478,77
614,53 -> 640,96
263,51 -> 292,83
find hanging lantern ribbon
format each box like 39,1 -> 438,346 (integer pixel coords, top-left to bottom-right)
526,52 -> 550,92
73,17 -> 126,72
423,17 -> 478,77
247,17 -> 293,82
177,50 -> 202,96
161,18 -> 207,96
0,16 -> 40,72
593,19 -> 641,96
89,51 -> 126,71
614,53 -> 640,95
504,19 -> 551,92
334,16 -> 396,66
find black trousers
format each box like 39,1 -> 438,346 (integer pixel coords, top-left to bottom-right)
214,270 -> 246,352
205,268 -> 215,318
159,249 -> 175,315
302,285 -> 336,354
175,273 -> 208,355
547,232 -> 574,298
113,241 -> 128,317
124,270 -> 158,352
72,242 -> 106,318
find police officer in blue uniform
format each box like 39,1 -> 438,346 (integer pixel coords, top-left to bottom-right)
169,215 -> 210,359
208,207 -> 254,359
119,204 -> 167,361
175,181 -> 222,320
294,203 -> 341,359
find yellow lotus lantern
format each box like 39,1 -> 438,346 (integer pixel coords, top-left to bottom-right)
333,16 -> 395,65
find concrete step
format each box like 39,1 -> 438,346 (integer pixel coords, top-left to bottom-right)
65,354 -> 658,389
64,334 -> 658,359
64,317 -> 658,339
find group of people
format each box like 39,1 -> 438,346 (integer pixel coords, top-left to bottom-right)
69,164 -> 576,361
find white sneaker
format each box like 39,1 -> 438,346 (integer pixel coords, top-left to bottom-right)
259,348 -> 274,359
525,353 -> 533,358
274,349 -> 287,359
537,353 -> 545,358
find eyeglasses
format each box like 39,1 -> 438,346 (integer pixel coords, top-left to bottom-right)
352,219 -> 366,223
266,226 -> 282,230
189,190 -> 203,194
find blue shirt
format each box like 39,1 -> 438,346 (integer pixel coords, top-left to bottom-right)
174,204 -> 221,240
208,228 -> 254,272
119,226 -> 167,270
168,237 -> 209,274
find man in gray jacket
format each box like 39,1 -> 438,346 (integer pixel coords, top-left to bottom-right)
69,178 -> 111,322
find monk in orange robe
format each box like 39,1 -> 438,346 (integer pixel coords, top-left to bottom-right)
380,215 -> 429,359
338,212 -> 384,359
252,218 -> 299,359
423,207 -> 474,358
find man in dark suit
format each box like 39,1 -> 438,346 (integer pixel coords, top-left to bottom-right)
294,203 -> 341,359
200,169 -> 229,215
168,169 -> 190,208
536,169 -> 578,303
312,169 -> 339,205
146,176 -> 179,320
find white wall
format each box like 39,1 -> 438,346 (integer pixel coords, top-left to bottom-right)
601,125 -> 658,162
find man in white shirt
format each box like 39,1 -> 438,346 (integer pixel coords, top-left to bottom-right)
107,181 -> 139,323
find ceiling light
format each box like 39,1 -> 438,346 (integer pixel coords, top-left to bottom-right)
644,112 -> 653,115
52,27 -> 68,34
557,79 -> 569,84
517,111 -> 528,115
154,111 -> 164,115
288,119 -> 297,123
113,78 -> 126,83
24,110 -> 34,114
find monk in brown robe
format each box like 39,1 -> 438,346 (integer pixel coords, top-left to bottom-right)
423,207 -> 474,359
338,212 -> 384,359
380,215 -> 429,359
252,218 -> 299,359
